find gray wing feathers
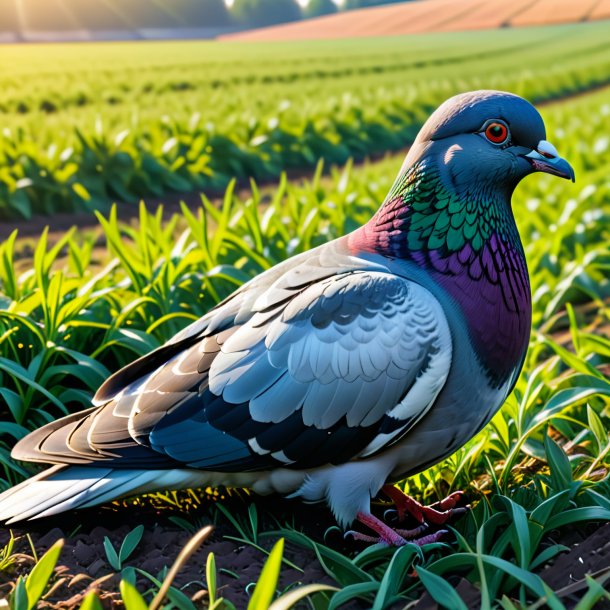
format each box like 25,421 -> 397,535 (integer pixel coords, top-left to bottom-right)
209,270 -> 452,443
168,241 -> 372,345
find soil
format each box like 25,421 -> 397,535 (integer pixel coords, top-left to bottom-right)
0,489 -> 608,609
0,491 -> 342,610
539,523 -> 610,607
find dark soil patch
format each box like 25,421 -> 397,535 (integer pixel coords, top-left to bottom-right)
0,492 -> 342,609
539,522 -> 610,608
0,489 -> 608,609
2,189 -> 217,243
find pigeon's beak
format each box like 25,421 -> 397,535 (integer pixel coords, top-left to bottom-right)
524,140 -> 575,182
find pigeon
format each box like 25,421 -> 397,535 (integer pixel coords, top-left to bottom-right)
0,90 -> 574,544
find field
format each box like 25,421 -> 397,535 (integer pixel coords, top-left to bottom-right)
1,19 -> 610,610
225,0 -> 610,40
2,22 -> 610,220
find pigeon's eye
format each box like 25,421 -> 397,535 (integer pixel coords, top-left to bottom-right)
484,122 -> 509,145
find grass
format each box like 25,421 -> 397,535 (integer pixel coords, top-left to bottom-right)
0,80 -> 609,607
2,21 -> 610,218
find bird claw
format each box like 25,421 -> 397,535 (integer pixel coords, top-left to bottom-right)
381,485 -> 470,525
347,517 -> 448,547
346,490 -> 468,548
429,491 -> 467,511
345,529 -> 402,545
395,523 -> 429,539
410,529 -> 448,546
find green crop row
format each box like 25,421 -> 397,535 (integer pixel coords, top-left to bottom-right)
0,25 -> 596,116
1,21 -> 610,220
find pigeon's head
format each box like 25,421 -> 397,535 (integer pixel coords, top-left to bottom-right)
405,90 -> 574,193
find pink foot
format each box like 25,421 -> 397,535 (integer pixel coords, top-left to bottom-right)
345,512 -> 447,547
382,485 -> 470,525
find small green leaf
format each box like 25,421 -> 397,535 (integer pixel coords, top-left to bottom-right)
135,568 -> 197,610
206,552 -> 217,605
573,574 -> 610,610
480,555 -> 563,609
545,507 -> 610,531
119,525 -> 144,565
529,544 -> 570,570
494,496 -> 531,569
120,579 -> 149,610
372,545 -> 420,610
499,595 -> 520,610
121,566 -> 137,585
269,584 -> 338,610
328,582 -> 380,610
587,405 -> 607,452
79,591 -> 105,610
12,577 -> 28,610
72,182 -> 91,201
274,529 -> 372,585
416,566 -> 469,610
535,379 -> 610,425
530,490 -> 570,528
25,538 -> 63,610
544,435 -> 573,491
248,503 -> 259,544
248,538 -> 284,610
104,536 -> 121,571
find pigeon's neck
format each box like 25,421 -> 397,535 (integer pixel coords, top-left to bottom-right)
349,161 -> 532,387
364,161 -> 524,258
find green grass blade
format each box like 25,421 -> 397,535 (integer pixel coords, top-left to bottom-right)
247,538 -> 284,610
416,566 -> 469,610
25,539 -> 63,610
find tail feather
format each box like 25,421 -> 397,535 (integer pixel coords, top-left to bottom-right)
0,466 -> 207,524
55,469 -> 160,512
0,465 -> 64,514
1,470 -> 112,522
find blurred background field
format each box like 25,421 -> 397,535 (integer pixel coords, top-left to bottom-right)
0,1 -> 609,609
2,20 -> 610,221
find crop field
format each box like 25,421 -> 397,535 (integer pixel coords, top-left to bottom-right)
1,21 -> 610,220
0,18 -> 610,610
225,0 -> 610,41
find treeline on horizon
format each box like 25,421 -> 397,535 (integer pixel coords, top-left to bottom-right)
0,0 -> 408,32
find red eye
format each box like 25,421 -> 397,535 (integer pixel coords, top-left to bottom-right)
484,122 -> 509,144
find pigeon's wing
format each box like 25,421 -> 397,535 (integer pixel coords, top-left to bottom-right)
183,269 -> 454,469
13,262 -> 452,472
143,269 -> 451,471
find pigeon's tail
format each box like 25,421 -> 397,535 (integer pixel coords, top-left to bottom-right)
0,466 -> 206,524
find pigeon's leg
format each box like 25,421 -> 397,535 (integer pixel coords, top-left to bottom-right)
345,512 -> 447,547
382,485 -> 469,525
